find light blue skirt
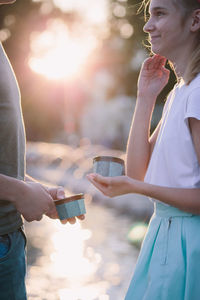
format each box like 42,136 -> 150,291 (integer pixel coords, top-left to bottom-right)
125,202 -> 200,300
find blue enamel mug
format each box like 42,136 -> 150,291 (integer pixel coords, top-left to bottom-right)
55,193 -> 86,220
93,156 -> 125,177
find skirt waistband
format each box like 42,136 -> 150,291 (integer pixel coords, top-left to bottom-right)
155,202 -> 193,218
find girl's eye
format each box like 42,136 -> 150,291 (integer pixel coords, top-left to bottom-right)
147,11 -> 165,21
155,11 -> 165,17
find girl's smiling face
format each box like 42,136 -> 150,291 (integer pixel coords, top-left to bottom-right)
143,0 -> 192,60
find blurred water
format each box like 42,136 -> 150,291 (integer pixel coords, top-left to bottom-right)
25,203 -> 139,300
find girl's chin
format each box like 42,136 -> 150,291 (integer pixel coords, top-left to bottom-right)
151,47 -> 166,57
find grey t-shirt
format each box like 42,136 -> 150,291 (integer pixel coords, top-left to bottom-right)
0,44 -> 25,234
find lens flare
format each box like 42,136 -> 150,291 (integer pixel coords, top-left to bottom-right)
29,19 -> 98,80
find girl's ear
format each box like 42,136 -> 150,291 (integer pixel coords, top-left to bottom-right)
191,9 -> 200,32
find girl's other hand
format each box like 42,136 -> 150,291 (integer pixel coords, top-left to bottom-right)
87,173 -> 133,197
137,54 -> 170,101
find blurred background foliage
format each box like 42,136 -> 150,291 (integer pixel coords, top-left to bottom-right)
0,0 -> 176,150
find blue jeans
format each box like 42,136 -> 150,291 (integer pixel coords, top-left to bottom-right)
0,228 -> 27,300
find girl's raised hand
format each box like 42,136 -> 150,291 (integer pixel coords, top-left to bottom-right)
87,173 -> 133,197
137,55 -> 170,100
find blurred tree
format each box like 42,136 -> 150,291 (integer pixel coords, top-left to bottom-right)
0,0 -> 177,145
0,0 -> 78,141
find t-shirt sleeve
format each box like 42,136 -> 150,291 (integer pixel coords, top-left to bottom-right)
185,88 -> 200,121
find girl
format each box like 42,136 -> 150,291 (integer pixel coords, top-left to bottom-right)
87,0 -> 200,299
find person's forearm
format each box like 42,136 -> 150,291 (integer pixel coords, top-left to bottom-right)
126,98 -> 155,180
133,180 -> 200,214
25,174 -> 36,182
0,173 -> 25,203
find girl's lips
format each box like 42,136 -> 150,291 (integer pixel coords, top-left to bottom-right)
150,35 -> 161,42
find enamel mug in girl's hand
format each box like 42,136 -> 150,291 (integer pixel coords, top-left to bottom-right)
93,156 -> 125,177
55,193 -> 86,220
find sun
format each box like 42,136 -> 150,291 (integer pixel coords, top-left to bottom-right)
28,19 -> 98,80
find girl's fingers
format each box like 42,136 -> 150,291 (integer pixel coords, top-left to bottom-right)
144,56 -> 154,70
86,173 -> 95,181
87,177 -> 108,194
87,173 -> 109,186
146,55 -> 166,70
158,58 -> 167,70
89,179 -> 106,191
87,173 -> 126,197
94,174 -> 110,185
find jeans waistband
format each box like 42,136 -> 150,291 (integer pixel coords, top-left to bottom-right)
155,202 -> 193,218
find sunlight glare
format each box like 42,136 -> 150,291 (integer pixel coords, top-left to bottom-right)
59,284 -> 110,300
50,220 -> 101,282
29,19 -> 98,80
53,0 -> 109,25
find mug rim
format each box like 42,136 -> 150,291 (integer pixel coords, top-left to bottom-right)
93,156 -> 124,165
55,193 -> 84,205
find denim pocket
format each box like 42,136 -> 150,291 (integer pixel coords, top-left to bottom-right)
0,230 -> 25,263
0,230 -> 27,300
0,235 -> 10,259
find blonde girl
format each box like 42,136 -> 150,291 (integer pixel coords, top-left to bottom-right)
87,0 -> 200,299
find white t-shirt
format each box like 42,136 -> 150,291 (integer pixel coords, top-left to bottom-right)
144,74 -> 200,201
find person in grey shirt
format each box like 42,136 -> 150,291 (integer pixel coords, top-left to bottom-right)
0,1 -> 84,299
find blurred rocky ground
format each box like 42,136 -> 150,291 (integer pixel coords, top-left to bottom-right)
26,142 -> 153,220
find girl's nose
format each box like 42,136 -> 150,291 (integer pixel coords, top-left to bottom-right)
143,18 -> 154,33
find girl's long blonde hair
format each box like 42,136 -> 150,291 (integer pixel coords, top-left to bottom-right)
141,0 -> 200,84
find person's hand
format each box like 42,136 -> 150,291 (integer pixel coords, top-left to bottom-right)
44,186 -> 65,221
45,186 -> 85,224
137,54 -> 170,101
13,181 -> 55,222
87,173 -> 133,197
